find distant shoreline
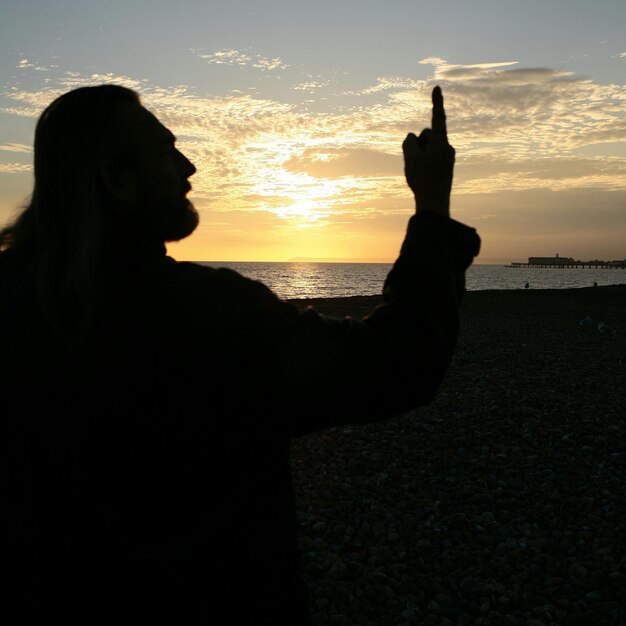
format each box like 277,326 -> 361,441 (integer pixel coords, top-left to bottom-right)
286,284 -> 626,320
288,283 -> 625,300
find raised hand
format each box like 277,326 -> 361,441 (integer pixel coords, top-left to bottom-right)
402,86 -> 455,217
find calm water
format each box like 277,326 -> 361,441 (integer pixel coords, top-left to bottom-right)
198,262 -> 625,301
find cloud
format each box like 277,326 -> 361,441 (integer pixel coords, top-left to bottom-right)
419,58 -> 519,72
253,57 -> 289,71
1,71 -> 146,118
292,81 -> 329,93
408,57 -> 626,160
197,49 -> 251,66
0,143 -> 32,153
17,59 -> 52,72
348,76 -> 422,96
0,163 -> 32,173
2,57 -> 625,256
195,49 -> 289,71
283,148 -> 400,178
453,154 -> 626,194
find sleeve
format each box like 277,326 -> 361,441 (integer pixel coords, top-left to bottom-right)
271,211 -> 481,437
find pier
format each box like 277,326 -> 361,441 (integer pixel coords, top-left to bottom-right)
509,255 -> 625,269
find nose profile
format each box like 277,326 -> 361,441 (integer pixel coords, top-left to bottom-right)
180,151 -> 196,177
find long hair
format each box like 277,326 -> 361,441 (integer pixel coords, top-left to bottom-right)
0,84 -> 141,345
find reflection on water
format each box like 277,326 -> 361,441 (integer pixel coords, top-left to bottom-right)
198,262 -> 625,300
200,262 -> 392,300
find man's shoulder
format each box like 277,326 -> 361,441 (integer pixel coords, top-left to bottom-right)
148,259 -> 300,324
167,261 -> 274,299
127,259 -> 299,347
173,261 -> 243,282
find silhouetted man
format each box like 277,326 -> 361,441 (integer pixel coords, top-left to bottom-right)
0,84 -> 480,625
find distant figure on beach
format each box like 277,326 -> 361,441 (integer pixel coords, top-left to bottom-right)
525,282 -> 530,289
0,84 -> 480,625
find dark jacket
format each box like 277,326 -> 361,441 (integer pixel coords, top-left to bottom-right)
1,211 -> 480,625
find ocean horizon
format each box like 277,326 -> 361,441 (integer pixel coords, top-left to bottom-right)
196,261 -> 626,301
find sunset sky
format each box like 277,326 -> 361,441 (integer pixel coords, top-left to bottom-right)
1,0 -> 625,263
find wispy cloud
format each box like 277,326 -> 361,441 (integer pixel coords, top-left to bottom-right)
340,75 -> 422,98
0,143 -> 32,153
195,48 -> 289,71
196,49 -> 250,66
2,71 -> 146,117
17,58 -> 55,72
0,162 -> 32,172
292,80 -> 329,93
253,57 -> 289,71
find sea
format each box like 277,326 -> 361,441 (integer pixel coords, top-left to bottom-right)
197,262 -> 626,301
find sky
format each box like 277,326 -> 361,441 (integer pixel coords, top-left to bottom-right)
0,0 -> 625,263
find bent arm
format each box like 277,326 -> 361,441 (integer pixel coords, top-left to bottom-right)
275,210 -> 480,436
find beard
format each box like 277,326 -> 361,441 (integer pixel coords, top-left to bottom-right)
162,198 -> 199,242
128,171 -> 200,243
133,194 -> 199,243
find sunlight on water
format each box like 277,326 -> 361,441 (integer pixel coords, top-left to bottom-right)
201,262 -> 392,299
199,262 -> 625,300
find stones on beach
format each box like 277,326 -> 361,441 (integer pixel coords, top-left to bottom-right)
291,288 -> 626,625
568,563 -> 588,582
597,321 -> 618,336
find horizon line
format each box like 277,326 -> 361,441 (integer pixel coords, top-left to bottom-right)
191,257 -> 517,265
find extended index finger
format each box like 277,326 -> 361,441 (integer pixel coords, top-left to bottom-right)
431,86 -> 448,143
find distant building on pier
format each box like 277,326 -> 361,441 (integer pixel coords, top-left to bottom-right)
509,253 -> 625,269
528,254 -> 574,265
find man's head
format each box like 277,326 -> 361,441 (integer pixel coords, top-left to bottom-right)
101,99 -> 199,242
32,84 -> 198,244
0,84 -> 200,342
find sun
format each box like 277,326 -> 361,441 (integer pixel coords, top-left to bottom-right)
274,198 -> 327,223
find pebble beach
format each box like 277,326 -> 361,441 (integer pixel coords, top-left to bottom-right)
288,285 -> 626,626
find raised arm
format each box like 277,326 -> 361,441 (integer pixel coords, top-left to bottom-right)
263,86 -> 480,436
